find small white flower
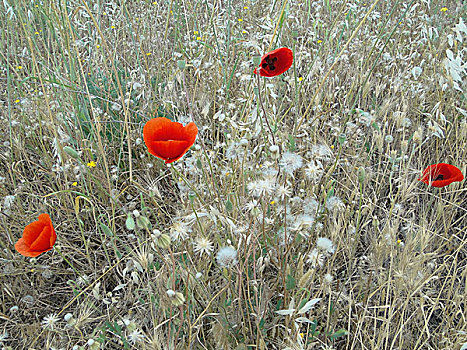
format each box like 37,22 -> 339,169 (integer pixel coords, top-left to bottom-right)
316,237 -> 335,255
306,249 -> 324,268
170,222 -> 190,241
216,246 -> 238,268
167,289 -> 176,297
127,329 -> 145,344
279,152 -> 303,174
41,313 -> 60,330
323,273 -> 333,284
247,179 -> 275,197
193,236 -> 214,256
276,184 -> 292,200
304,160 -> 324,183
243,200 -> 258,212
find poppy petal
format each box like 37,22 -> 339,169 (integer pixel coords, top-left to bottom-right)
15,213 -> 56,257
254,47 -> 293,77
150,140 -> 190,160
21,220 -> 45,245
419,163 -> 464,187
29,226 -> 53,251
15,238 -> 48,257
144,117 -> 186,141
143,118 -> 198,163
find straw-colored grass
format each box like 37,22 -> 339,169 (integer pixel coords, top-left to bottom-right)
1,0 -> 466,349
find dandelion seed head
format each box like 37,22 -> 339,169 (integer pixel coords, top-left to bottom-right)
324,273 -> 333,284
316,237 -> 335,255
303,197 -> 320,215
269,144 -> 279,153
326,196 -> 345,213
279,152 -> 303,174
277,227 -> 294,246
226,142 -> 246,160
9,305 -> 18,313
311,144 -> 333,161
248,179 -> 275,197
216,246 -> 238,268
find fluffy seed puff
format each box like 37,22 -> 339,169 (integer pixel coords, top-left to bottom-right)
216,246 -> 238,268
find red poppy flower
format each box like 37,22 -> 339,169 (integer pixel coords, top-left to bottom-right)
15,214 -> 56,257
418,163 -> 464,188
143,117 -> 198,164
254,47 -> 293,77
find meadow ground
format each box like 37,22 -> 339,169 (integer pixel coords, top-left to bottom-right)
1,0 -> 467,349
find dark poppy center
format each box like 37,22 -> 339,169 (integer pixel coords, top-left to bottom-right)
434,174 -> 444,181
261,55 -> 278,71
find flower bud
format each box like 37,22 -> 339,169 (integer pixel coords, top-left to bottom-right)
63,146 -> 80,159
357,167 -> 366,185
172,292 -> 185,306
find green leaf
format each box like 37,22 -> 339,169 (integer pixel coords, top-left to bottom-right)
100,223 -> 114,237
286,274 -> 296,290
288,134 -> 296,151
225,199 -> 233,212
329,328 -> 348,340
